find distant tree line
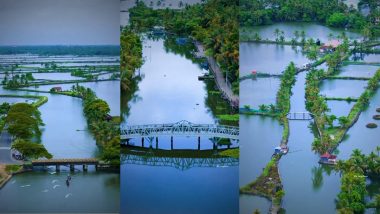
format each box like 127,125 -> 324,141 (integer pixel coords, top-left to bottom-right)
0,46 -> 120,56
240,0 -> 380,38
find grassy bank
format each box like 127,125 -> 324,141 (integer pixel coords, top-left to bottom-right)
0,94 -> 48,108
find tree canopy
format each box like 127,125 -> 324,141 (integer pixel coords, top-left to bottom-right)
5,103 -> 43,140
129,0 -> 239,93
11,139 -> 52,160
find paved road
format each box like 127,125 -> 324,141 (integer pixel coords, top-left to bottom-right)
194,41 -> 239,107
0,130 -> 19,164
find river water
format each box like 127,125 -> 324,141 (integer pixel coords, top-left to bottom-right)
0,54 -> 120,213
121,37 -> 238,214
241,22 -> 362,43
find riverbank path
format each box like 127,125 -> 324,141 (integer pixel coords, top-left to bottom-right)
0,130 -> 19,164
194,41 -> 239,107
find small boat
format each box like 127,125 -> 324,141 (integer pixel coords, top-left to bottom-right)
319,153 -> 337,165
273,146 -> 289,155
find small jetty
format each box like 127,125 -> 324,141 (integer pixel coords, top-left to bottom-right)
318,153 -> 337,165
198,73 -> 214,80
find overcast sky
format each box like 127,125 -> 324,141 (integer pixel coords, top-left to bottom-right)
0,0 -> 119,45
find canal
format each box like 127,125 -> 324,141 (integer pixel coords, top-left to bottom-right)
121,37 -> 238,214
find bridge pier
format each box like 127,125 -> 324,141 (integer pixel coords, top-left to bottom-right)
171,136 -> 173,150
70,164 -> 75,172
198,136 -> 200,150
83,164 -> 88,171
156,137 -> 158,149
141,137 -> 144,147
56,164 -> 60,172
95,164 -> 98,171
126,139 -> 129,146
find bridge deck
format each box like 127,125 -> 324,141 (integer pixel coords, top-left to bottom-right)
32,158 -> 99,166
121,120 -> 239,140
287,112 -> 313,120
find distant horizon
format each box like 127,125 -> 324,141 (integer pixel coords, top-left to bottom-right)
0,44 -> 121,47
0,0 -> 120,46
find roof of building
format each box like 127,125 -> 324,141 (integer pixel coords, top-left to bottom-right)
323,40 -> 341,48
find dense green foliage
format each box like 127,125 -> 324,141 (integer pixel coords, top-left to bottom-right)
0,102 -> 10,116
129,0 -> 239,91
11,139 -> 52,160
2,68 -> 34,88
336,148 -> 380,212
4,103 -> 50,160
276,62 -> 297,117
5,103 -> 43,140
0,46 -> 120,56
240,0 -> 379,38
121,27 -> 143,92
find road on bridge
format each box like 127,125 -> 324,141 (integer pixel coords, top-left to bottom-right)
0,130 -> 19,164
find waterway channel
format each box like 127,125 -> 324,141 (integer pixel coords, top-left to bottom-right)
121,37 -> 238,214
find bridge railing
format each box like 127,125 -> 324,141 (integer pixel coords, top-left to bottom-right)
120,121 -> 239,139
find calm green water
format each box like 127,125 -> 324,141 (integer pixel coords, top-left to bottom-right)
338,64 -> 379,78
242,22 -> 362,42
240,42 -> 309,76
279,71 -> 340,213
240,77 -> 280,109
320,79 -> 367,98
0,168 -> 119,213
26,80 -> 120,115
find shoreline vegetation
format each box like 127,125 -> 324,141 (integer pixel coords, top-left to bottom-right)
240,0 -> 380,39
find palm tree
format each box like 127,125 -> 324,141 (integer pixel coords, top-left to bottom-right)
274,28 -> 280,42
259,104 -> 268,112
269,104 -> 276,113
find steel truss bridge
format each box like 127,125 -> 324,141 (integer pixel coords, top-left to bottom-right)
122,154 -> 238,170
121,120 -> 239,140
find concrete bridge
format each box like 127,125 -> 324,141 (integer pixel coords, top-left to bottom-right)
31,158 -> 99,171
121,120 -> 239,140
287,112 -> 313,120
